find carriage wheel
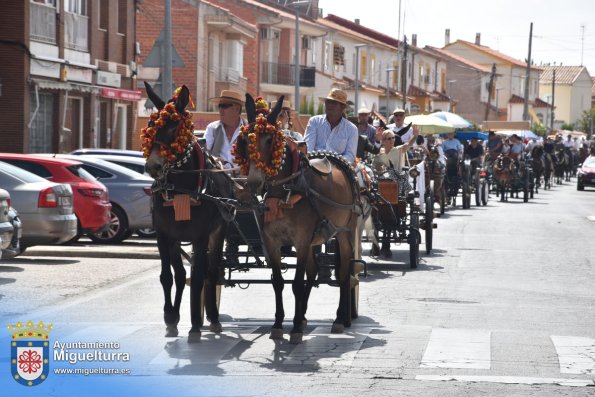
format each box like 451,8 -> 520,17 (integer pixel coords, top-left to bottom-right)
474,176 -> 481,206
440,182 -> 446,215
409,212 -> 420,269
523,173 -> 530,203
481,180 -> 489,206
461,180 -> 470,209
424,194 -> 433,255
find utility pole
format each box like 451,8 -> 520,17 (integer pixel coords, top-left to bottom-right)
550,68 -> 555,131
522,22 -> 533,122
163,0 -> 172,100
401,36 -> 408,109
484,63 -> 496,122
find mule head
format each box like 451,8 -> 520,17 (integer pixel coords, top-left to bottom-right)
142,82 -> 193,179
236,94 -> 285,196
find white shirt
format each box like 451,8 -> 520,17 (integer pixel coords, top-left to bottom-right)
386,122 -> 413,143
204,119 -> 242,167
304,115 -> 358,163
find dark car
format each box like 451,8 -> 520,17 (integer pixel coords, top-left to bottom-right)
70,148 -> 144,158
577,155 -> 595,191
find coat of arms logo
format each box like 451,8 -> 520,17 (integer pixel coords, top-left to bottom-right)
8,320 -> 52,386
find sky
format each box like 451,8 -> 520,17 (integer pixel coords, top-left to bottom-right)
318,0 -> 595,76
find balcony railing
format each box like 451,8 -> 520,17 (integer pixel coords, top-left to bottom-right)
261,62 -> 315,87
64,11 -> 88,51
30,2 -> 56,44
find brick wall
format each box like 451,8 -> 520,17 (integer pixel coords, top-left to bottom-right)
0,0 -> 28,152
136,0 -> 198,104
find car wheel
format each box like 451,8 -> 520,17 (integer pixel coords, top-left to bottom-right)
136,228 -> 157,238
88,205 -> 130,244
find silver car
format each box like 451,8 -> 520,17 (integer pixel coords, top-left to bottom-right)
0,188 -> 14,255
0,161 -> 77,248
50,155 -> 153,244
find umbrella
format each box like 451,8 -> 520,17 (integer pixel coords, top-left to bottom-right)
431,111 -> 473,129
497,130 -> 539,140
403,114 -> 456,135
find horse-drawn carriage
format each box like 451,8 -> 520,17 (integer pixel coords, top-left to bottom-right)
142,85 -> 367,343
490,153 -> 534,202
460,156 -> 489,208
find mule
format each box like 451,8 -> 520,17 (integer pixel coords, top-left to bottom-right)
493,154 -> 514,201
143,82 -> 236,342
234,95 -> 362,344
531,145 -> 545,193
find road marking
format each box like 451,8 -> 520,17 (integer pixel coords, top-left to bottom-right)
551,335 -> 595,375
420,328 -> 491,369
415,375 -> 594,387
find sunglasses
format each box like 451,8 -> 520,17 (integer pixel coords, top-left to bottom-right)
385,137 -> 395,141
218,103 -> 234,109
394,114 -> 405,118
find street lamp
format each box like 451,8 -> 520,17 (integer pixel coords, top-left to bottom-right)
291,1 -> 310,114
495,87 -> 504,120
385,68 -> 395,119
354,44 -> 367,113
448,80 -> 456,112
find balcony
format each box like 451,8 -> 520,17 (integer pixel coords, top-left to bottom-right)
261,62 -> 315,87
64,11 -> 88,51
30,2 -> 56,44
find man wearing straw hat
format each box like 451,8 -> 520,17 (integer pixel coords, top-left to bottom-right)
303,88 -> 358,163
204,90 -> 246,168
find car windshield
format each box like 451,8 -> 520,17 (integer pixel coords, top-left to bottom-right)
67,165 -> 98,182
0,161 -> 48,183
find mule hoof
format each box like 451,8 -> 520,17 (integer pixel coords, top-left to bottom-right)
301,318 -> 308,329
185,277 -> 191,286
165,325 -> 178,338
209,322 -> 222,334
188,329 -> 202,343
289,333 -> 303,344
270,328 -> 284,340
331,323 -> 345,334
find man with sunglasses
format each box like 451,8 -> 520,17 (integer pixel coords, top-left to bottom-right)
205,90 -> 246,169
386,108 -> 413,144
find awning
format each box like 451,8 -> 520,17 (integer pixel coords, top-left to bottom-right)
30,78 -> 100,94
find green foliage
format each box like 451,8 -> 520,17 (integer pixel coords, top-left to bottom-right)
300,96 -> 308,115
531,123 -> 547,136
307,97 -> 315,115
560,122 -> 575,131
577,108 -> 595,133
316,102 -> 324,115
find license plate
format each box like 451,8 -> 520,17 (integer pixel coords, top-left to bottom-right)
59,196 -> 72,207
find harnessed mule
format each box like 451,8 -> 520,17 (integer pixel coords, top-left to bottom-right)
143,82 -> 237,342
233,95 -> 363,344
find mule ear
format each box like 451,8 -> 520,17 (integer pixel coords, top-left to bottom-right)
267,95 -> 284,126
175,85 -> 190,113
245,93 -> 256,124
144,81 -> 165,110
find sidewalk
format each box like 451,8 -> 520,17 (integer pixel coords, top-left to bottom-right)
21,238 -> 160,259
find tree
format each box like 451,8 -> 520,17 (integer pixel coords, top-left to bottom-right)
531,123 -> 547,137
560,122 -> 575,131
577,108 -> 595,134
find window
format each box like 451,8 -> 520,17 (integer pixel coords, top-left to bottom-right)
323,41 -> 331,72
392,62 -> 399,88
65,0 -> 87,15
118,0 -> 127,34
360,50 -> 367,78
1,160 -> 53,179
99,0 -> 108,30
32,0 -> 56,5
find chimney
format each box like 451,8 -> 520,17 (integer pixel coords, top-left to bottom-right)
354,18 -> 360,25
475,33 -> 481,45
445,29 -> 450,46
412,34 -> 417,47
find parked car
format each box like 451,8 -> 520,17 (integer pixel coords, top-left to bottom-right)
46,155 -> 153,244
73,154 -> 149,176
0,188 -> 14,257
70,148 -> 144,158
73,154 -> 156,238
0,161 -> 77,248
0,153 -> 111,241
577,155 -> 595,191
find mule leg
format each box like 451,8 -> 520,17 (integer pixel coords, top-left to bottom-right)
170,243 -> 187,336
289,252 -> 308,344
157,237 -> 180,337
188,241 -> 207,343
331,235 -> 352,334
205,225 -> 225,334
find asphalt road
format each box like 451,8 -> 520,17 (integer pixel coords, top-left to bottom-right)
0,179 -> 594,396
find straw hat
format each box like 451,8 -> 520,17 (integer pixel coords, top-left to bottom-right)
358,107 -> 371,114
209,90 -> 244,105
321,88 -> 348,105
392,107 -> 406,115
